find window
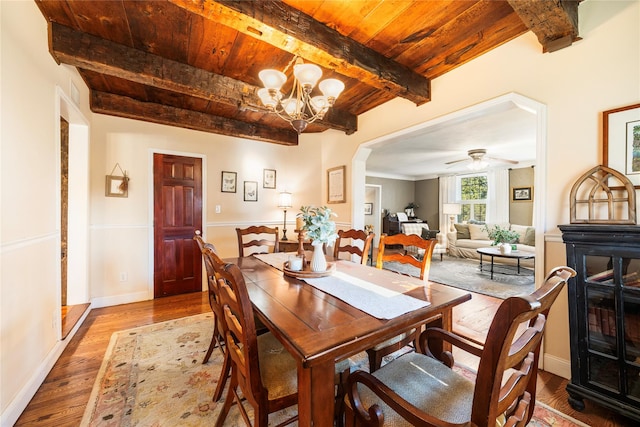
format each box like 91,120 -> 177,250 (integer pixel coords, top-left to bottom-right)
457,174 -> 487,222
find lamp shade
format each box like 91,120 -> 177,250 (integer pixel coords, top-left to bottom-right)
443,203 -> 461,215
278,191 -> 292,209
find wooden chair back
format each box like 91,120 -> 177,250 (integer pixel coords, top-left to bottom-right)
333,229 -> 374,265
346,267 -> 575,427
376,233 -> 436,280
425,266 -> 576,426
476,266 -> 575,425
236,225 -> 280,257
214,259 -> 298,426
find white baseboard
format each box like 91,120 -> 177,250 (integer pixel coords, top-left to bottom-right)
90,290 -> 150,308
543,353 -> 571,379
1,305 -> 92,427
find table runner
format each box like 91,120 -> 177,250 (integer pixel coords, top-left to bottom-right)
253,253 -> 429,319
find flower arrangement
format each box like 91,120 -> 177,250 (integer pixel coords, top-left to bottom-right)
297,206 -> 338,245
484,224 -> 520,245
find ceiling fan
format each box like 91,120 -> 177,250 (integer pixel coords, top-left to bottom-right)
445,149 -> 518,170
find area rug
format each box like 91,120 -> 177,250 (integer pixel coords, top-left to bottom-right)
384,255 -> 535,299
83,314 -> 587,426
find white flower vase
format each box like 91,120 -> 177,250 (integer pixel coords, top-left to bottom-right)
310,242 -> 327,272
499,243 -> 512,254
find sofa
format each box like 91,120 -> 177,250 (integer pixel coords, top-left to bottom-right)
446,222 -> 535,267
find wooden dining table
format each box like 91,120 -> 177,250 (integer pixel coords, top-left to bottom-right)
227,254 -> 472,427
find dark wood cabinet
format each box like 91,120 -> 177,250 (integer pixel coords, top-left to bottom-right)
560,224 -> 640,422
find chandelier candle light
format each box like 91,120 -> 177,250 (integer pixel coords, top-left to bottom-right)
278,191 -> 292,241
258,56 -> 345,134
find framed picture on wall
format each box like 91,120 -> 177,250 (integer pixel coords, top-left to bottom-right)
603,103 -> 640,189
364,203 -> 373,215
263,169 -> 276,189
221,171 -> 237,193
512,186 -> 532,201
327,165 -> 346,203
244,181 -> 258,201
105,175 -> 128,197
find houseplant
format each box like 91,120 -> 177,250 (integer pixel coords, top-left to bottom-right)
484,224 -> 520,253
297,206 -> 338,271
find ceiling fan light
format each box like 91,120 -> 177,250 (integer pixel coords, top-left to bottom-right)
467,159 -> 488,170
319,78 -> 344,101
293,63 -> 322,89
259,69 -> 287,90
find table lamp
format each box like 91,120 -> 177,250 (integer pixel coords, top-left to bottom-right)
443,203 -> 461,232
278,191 -> 292,241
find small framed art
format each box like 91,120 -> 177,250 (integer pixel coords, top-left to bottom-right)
105,175 -> 128,198
244,181 -> 258,201
221,171 -> 237,193
512,187 -> 532,201
263,169 -> 276,189
327,165 -> 346,203
364,203 -> 373,215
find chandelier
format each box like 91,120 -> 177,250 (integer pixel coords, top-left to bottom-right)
257,56 -> 345,134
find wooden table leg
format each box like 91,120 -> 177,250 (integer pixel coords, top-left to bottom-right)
297,360 -> 335,427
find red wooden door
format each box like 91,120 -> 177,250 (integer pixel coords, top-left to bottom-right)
153,153 -> 202,297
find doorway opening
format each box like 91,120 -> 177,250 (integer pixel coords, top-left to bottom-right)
57,87 -> 91,339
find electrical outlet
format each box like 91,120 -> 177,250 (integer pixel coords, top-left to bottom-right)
119,272 -> 128,282
215,205 -> 221,214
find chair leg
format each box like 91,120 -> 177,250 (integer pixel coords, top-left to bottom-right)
335,366 -> 350,427
202,335 -> 217,364
212,350 -> 231,402
214,373 -> 237,427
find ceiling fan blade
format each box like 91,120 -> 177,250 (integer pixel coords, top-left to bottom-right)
486,156 -> 519,164
444,158 -> 469,165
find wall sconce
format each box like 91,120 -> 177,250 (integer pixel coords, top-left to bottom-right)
442,203 -> 461,232
278,191 -> 292,240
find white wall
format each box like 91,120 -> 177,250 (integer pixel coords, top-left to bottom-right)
1,1 -> 92,423
88,115 -> 330,307
1,0 -> 638,423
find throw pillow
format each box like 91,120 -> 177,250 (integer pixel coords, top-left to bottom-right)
510,224 -> 529,243
421,228 -> 439,240
524,227 -> 536,246
468,223 -> 490,240
454,223 -> 470,239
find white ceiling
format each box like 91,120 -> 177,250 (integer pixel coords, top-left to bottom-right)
365,101 -> 537,180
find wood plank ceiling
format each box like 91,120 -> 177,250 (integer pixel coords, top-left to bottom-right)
35,0 -> 581,145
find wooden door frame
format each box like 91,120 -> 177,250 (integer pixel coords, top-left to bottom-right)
147,149 -> 207,299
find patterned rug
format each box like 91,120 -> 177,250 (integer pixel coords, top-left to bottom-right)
385,255 -> 535,299
82,314 -> 587,426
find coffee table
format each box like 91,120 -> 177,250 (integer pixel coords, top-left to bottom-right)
477,247 -> 535,279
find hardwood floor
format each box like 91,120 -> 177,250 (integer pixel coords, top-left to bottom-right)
16,288 -> 637,426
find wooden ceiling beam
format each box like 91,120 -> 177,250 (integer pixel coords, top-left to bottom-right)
169,0 -> 431,105
90,91 -> 299,146
507,0 -> 581,52
48,22 -> 356,134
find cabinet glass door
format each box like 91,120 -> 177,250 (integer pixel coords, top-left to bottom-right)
584,255 -> 618,392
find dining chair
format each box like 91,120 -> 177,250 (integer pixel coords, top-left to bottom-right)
333,229 -> 375,265
236,225 -> 280,257
199,246 -> 232,402
211,255 -> 351,427
193,231 -> 222,364
365,233 -> 438,371
345,266 -> 576,427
